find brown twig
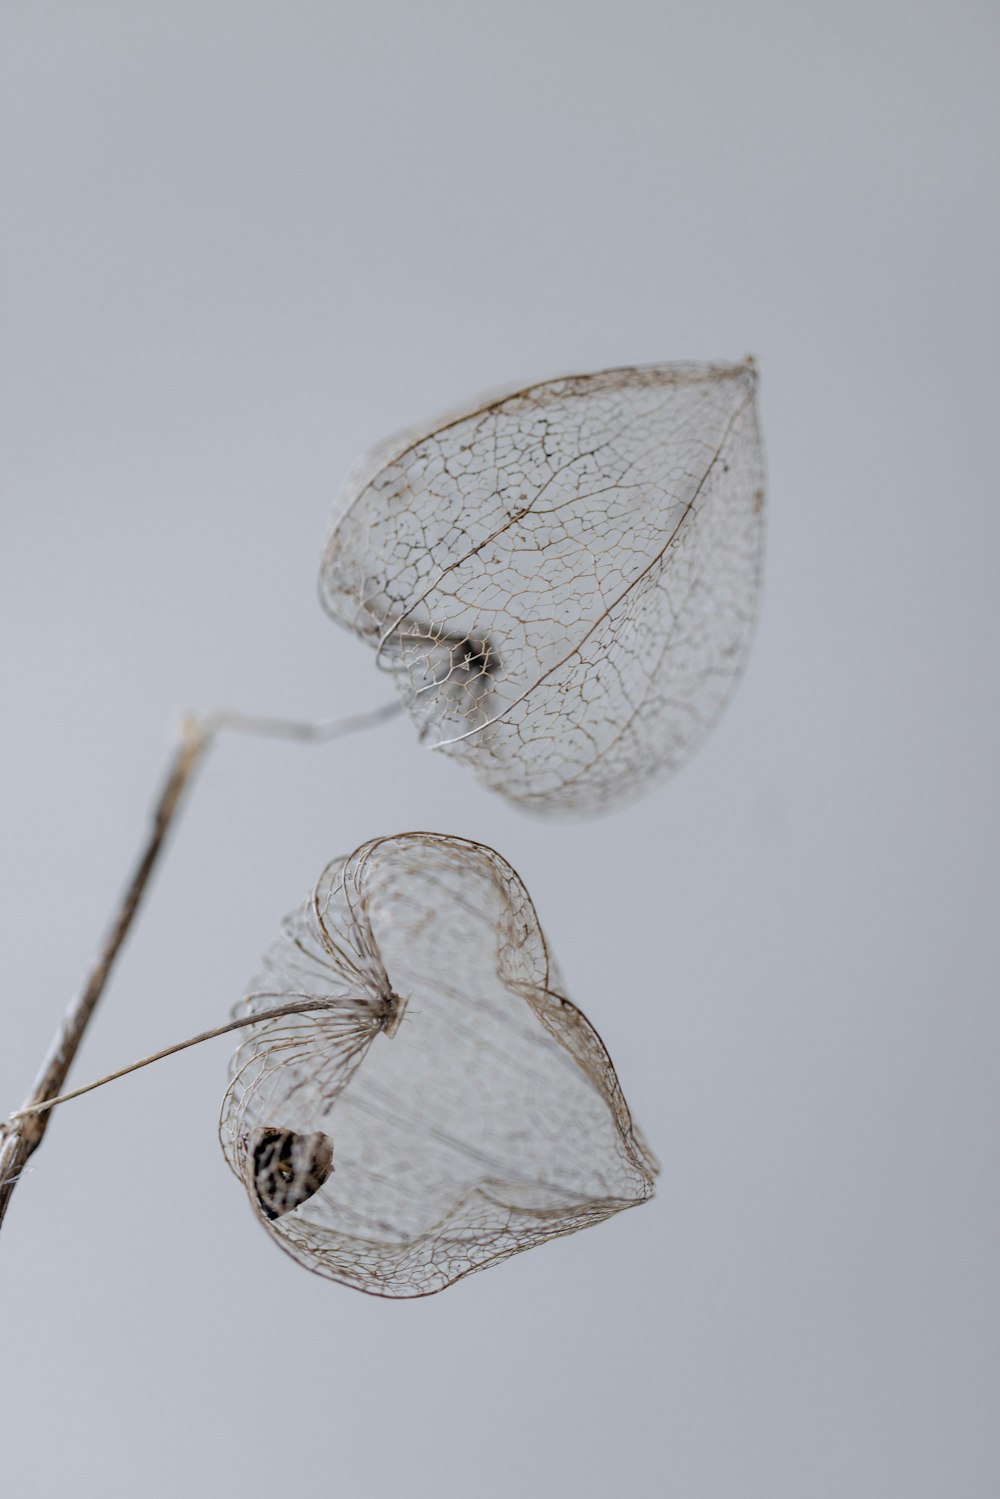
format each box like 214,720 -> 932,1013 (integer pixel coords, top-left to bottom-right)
0,717 -> 209,1230
0,695 -> 399,1232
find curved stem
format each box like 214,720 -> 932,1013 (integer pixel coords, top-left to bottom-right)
0,695 -> 399,1231
8,999 -> 337,1123
203,697 -> 402,743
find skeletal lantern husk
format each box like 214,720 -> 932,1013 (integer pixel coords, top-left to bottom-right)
319,361 -> 765,815
219,833 -> 657,1298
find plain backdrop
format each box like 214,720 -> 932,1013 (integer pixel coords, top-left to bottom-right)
1,3 -> 998,1496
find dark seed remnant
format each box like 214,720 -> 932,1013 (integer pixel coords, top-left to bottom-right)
249,1126 -> 334,1221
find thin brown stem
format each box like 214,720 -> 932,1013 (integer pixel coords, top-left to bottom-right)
8,999 -> 337,1123
0,718 -> 209,1229
0,695 -> 398,1233
203,697 -> 402,743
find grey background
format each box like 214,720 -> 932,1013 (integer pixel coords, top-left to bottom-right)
1,3 -> 997,1495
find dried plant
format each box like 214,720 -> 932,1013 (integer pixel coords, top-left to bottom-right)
3,356 -> 761,1298
8,831 -> 655,1296
320,361 -> 765,814
220,832 -> 656,1296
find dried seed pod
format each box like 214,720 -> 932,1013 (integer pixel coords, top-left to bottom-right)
219,832 -> 656,1297
319,362 -> 765,815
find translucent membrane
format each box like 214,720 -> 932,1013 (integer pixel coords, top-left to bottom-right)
320,362 -> 765,815
220,832 -> 657,1297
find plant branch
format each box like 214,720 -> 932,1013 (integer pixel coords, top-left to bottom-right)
203,697 -> 402,742
0,695 -> 399,1234
0,717 -> 209,1229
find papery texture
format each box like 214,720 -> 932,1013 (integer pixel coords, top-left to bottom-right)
220,833 -> 656,1297
320,362 -> 764,814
